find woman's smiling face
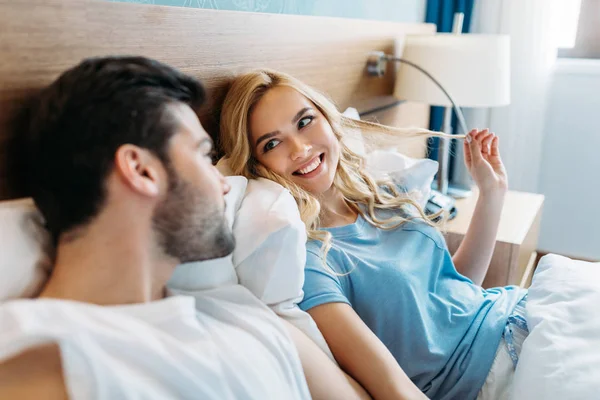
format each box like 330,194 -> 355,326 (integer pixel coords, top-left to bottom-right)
248,85 -> 340,196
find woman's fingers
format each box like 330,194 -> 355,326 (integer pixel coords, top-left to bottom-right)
481,132 -> 495,155
465,128 -> 499,165
473,128 -> 489,143
468,130 -> 485,162
463,140 -> 472,168
490,136 -> 500,158
466,128 -> 477,143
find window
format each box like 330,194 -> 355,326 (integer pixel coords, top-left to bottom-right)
558,0 -> 600,59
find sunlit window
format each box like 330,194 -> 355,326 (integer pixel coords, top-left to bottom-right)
555,0 -> 581,48
558,0 -> 599,59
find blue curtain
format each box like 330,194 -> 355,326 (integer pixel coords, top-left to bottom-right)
425,0 -> 475,177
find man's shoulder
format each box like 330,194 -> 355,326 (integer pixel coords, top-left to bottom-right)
0,343 -> 67,400
1,293 -> 309,399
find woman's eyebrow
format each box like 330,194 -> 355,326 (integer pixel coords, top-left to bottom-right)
255,131 -> 280,148
291,107 -> 312,124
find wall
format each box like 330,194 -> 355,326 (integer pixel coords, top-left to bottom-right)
537,58 -> 600,260
109,0 -> 426,23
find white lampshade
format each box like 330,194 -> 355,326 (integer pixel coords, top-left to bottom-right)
394,34 -> 511,107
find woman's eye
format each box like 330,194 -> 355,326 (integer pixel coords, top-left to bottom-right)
298,116 -> 314,129
264,139 -> 281,153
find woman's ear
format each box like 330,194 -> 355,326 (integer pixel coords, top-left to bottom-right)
114,144 -> 162,197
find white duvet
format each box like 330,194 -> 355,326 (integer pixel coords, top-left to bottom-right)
512,254 -> 600,400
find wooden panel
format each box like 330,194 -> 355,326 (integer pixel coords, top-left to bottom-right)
445,231 -> 516,288
508,203 -> 542,285
519,252 -> 538,289
445,189 -> 545,244
0,0 -> 435,200
444,190 -> 545,288
482,242 -> 517,288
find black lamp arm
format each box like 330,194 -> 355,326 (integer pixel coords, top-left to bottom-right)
383,55 -> 469,135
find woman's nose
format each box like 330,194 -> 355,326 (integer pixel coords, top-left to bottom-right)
290,137 -> 312,161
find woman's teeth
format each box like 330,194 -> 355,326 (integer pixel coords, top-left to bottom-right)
297,156 -> 321,175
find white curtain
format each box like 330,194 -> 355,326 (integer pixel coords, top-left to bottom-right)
454,0 -> 563,193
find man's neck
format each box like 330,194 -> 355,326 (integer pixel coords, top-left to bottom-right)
39,211 -> 177,306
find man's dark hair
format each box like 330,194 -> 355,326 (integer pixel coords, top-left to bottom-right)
25,56 -> 206,242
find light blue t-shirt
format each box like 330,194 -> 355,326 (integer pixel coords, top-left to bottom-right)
300,215 -> 526,400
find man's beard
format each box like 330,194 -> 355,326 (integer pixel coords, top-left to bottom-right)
152,165 -> 235,263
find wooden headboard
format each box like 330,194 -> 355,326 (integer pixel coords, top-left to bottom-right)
0,0 -> 434,200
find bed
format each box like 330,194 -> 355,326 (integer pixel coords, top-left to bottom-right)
3,2 -> 600,399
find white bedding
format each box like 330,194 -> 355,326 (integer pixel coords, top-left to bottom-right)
0,288 -> 310,399
512,254 -> 600,400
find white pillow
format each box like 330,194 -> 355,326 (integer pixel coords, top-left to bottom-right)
0,198 -> 52,301
366,150 -> 437,208
341,107 -> 437,207
511,254 -> 600,400
341,107 -> 366,155
169,176 -> 335,361
231,178 -> 334,360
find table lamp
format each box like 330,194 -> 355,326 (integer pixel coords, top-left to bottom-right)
367,14 -> 510,197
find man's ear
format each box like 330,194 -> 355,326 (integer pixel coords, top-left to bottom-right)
114,144 -> 163,197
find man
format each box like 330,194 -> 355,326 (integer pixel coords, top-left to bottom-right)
0,57 -> 368,399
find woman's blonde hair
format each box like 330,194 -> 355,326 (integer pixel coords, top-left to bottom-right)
219,68 -> 457,260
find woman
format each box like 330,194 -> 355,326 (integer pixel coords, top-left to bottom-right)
219,69 -> 526,400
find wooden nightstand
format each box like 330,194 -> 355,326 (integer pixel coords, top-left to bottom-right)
443,190 -> 545,289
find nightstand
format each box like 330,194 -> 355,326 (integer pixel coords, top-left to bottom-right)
443,190 -> 545,289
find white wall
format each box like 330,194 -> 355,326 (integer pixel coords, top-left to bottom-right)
537,59 -> 600,260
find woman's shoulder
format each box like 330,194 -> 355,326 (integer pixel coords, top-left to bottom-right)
305,240 -> 351,274
306,241 -> 341,263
